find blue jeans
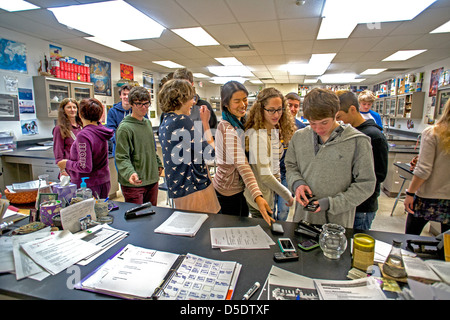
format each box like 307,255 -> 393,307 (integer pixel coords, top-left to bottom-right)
274,176 -> 290,221
353,211 -> 376,230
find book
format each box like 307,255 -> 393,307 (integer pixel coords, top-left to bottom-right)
75,244 -> 241,300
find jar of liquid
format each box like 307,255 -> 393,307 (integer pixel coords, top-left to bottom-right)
383,240 -> 407,278
319,223 -> 347,260
352,233 -> 375,272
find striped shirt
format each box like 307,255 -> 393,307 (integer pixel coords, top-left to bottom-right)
212,120 -> 262,201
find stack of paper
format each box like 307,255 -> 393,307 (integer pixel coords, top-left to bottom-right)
210,225 -> 275,252
154,211 -> 208,237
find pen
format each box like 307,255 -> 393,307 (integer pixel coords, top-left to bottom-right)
242,282 -> 260,300
104,197 -> 109,202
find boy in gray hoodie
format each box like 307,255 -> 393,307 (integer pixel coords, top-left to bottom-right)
285,88 -> 376,228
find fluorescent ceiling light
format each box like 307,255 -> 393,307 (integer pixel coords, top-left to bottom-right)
171,27 -> 219,46
304,79 -> 318,83
193,73 -> 210,78
49,1 -> 165,40
214,57 -> 243,66
318,0 -> 437,39
0,0 -> 39,11
430,20 -> 450,33
319,74 -> 365,83
210,77 -> 247,84
283,53 -> 335,75
382,50 -> 427,61
152,61 -> 185,68
250,80 -> 263,84
360,68 -> 387,75
85,37 -> 141,52
208,65 -> 254,77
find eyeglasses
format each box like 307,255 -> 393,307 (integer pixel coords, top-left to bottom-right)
134,101 -> 150,108
263,107 -> 283,115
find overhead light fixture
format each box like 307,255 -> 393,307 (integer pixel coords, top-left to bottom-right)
430,20 -> 450,33
193,73 -> 210,78
171,27 -> 219,46
214,57 -> 243,66
319,74 -> 365,83
250,80 -> 263,84
210,77 -> 247,84
360,68 -> 387,75
382,50 -> 427,61
85,37 -> 141,52
49,1 -> 165,41
207,65 -> 254,77
0,0 -> 39,11
304,79 -> 318,83
283,53 -> 335,75
318,0 -> 437,39
152,61 -> 185,69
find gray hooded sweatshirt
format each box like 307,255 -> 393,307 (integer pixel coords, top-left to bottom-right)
285,124 -> 376,228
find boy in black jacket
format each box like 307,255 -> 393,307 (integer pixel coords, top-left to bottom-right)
336,90 -> 388,230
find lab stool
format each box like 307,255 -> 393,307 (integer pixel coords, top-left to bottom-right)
390,175 -> 410,216
158,176 -> 174,208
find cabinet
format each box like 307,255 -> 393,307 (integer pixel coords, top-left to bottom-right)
395,92 -> 425,119
385,97 -> 397,116
33,76 -> 93,118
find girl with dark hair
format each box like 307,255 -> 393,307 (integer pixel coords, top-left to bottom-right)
52,98 -> 83,177
212,81 -> 273,225
57,98 -> 114,199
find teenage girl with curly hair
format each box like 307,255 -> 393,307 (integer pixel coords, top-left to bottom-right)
244,87 -> 295,219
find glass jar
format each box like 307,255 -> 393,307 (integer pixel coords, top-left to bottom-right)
352,233 -> 375,271
383,240 -> 407,278
319,223 -> 348,259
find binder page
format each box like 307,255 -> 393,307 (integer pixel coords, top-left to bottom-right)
154,211 -> 208,237
81,244 -> 179,299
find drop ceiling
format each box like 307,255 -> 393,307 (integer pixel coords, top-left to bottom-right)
1,0 -> 450,86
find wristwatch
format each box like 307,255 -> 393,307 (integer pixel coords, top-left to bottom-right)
405,190 -> 415,197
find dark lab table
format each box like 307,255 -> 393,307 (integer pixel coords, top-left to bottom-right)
0,202 -> 433,300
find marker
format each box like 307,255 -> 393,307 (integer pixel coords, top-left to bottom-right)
242,282 -> 260,300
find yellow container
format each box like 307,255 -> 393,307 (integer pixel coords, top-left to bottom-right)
352,233 -> 375,272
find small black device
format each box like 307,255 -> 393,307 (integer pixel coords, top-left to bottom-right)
298,239 -> 320,251
303,193 -> 319,212
273,251 -> 299,262
124,202 -> 155,220
277,238 -> 296,253
271,223 -> 284,235
294,220 -> 322,239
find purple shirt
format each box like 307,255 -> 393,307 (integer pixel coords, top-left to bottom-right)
66,123 -> 114,188
53,124 -> 82,178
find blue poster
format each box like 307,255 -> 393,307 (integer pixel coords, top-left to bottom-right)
0,38 -> 28,73
85,56 -> 111,96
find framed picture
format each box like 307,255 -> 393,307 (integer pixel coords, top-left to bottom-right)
0,93 -> 19,121
37,193 -> 58,210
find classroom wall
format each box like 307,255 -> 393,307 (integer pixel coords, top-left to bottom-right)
0,26 -> 161,142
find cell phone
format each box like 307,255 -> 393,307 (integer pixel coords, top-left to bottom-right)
271,223 -> 284,235
278,238 -> 296,253
273,251 -> 299,262
298,239 -> 320,251
303,194 -> 319,212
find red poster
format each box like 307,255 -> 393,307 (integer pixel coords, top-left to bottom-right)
120,63 -> 134,81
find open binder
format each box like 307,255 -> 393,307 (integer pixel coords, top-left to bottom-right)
75,244 -> 241,300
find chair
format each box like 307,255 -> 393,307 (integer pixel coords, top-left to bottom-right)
158,173 -> 174,208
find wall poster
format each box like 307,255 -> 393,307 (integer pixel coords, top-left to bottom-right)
85,56 -> 111,96
0,38 -> 28,73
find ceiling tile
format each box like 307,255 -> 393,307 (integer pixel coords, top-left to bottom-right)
279,18 -> 321,41
240,20 -> 281,42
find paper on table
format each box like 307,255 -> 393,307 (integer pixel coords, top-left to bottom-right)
20,230 -> 101,275
154,211 -> 208,237
210,225 -> 275,251
26,146 -> 52,151
60,198 -> 96,233
314,277 -> 386,300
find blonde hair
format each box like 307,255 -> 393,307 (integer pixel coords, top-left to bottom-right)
245,87 -> 295,146
434,99 -> 450,154
358,90 -> 376,103
158,79 -> 195,112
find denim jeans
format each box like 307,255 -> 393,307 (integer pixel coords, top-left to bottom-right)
353,211 -> 376,230
274,176 -> 290,221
